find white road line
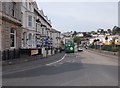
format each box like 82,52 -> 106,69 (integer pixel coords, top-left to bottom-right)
46,54 -> 66,66
3,54 -> 66,75
3,65 -> 44,75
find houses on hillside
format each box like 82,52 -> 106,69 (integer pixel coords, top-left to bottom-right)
61,27 -> 120,47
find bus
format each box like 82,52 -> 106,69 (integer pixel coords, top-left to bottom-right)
65,38 -> 74,53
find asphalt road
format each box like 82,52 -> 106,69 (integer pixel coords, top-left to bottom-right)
2,50 -> 118,86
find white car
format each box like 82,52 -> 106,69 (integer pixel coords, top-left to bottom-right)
78,47 -> 83,51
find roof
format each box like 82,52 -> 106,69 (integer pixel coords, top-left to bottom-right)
51,28 -> 61,33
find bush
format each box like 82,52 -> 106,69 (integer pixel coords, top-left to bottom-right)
112,46 -> 119,52
89,45 -> 119,52
101,45 -> 111,51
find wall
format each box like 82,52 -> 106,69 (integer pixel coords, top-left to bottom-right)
0,1 -> 2,51
1,2 -> 22,50
52,32 -> 60,48
0,19 -> 2,51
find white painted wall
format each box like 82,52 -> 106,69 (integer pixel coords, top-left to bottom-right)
21,1 -> 36,48
21,1 -> 52,49
52,32 -> 60,48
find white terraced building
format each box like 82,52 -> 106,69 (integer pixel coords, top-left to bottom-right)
21,0 -> 53,55
51,28 -> 61,50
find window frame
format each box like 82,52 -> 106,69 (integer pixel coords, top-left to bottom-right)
10,28 -> 16,49
11,2 -> 16,17
29,3 -> 32,11
28,15 -> 32,27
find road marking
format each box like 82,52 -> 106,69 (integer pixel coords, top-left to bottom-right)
3,54 -> 66,75
46,54 -> 66,66
3,65 -> 44,75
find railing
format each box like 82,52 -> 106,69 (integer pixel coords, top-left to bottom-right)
2,48 -> 42,61
89,45 -> 120,52
2,49 -> 20,60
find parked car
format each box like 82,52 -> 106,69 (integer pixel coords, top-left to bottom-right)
78,47 -> 83,51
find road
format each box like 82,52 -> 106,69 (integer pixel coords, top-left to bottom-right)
2,50 -> 118,86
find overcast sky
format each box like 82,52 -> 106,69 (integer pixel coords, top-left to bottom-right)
36,0 -> 118,33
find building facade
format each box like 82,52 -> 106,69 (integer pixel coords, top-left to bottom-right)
1,1 -> 22,60
0,0 -> 61,60
21,0 -> 36,49
33,1 -> 53,56
51,28 -> 61,50
21,1 -> 53,56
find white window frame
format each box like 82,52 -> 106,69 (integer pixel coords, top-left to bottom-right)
28,15 -> 32,27
23,32 -> 27,47
28,33 -> 32,47
42,28 -> 44,35
34,17 -> 36,28
25,0 -> 28,8
29,3 -> 32,11
10,29 -> 16,49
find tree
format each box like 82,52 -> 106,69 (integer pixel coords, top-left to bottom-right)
97,29 -> 105,34
105,36 -> 108,41
107,29 -> 112,34
60,40 -> 64,49
73,31 -> 77,36
112,26 -> 120,35
82,32 -> 86,37
92,39 -> 100,45
73,36 -> 81,45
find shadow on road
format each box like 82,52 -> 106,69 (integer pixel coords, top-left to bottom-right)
3,62 -> 84,79
3,61 -> 118,80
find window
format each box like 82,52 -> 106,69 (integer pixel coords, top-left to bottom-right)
42,28 -> 44,34
28,33 -> 32,47
33,34 -> 36,46
11,2 -> 16,17
10,29 -> 16,48
47,31 -> 48,36
29,3 -> 31,10
59,33 -> 60,37
28,33 -> 32,40
21,12 -> 23,23
25,0 -> 27,8
28,15 -> 32,27
23,32 -> 27,47
34,18 -> 36,27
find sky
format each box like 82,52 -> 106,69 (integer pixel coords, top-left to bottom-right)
35,0 -> 118,33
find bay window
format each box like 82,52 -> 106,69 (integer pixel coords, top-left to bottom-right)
28,15 -> 32,27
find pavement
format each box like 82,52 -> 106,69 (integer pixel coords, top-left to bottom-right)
2,52 -> 65,74
2,50 -> 118,86
2,54 -> 43,66
87,48 -> 119,59
2,52 -> 63,66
